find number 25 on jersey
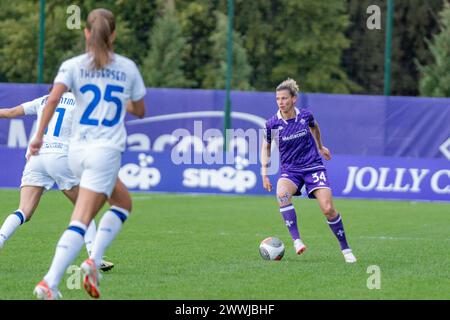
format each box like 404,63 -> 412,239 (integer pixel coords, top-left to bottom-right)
80,84 -> 124,127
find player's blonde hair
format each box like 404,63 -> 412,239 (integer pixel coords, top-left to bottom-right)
86,8 -> 115,69
276,78 -> 300,97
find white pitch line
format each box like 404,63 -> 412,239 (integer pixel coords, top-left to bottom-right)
357,236 -> 450,241
255,234 -> 450,242
131,194 -> 206,201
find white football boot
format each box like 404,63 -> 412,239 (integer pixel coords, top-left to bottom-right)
33,280 -> 62,300
294,239 -> 307,255
81,258 -> 101,298
342,249 -> 357,263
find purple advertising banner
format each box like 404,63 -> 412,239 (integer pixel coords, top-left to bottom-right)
1,83 -> 450,159
0,83 -> 449,201
1,147 -> 448,202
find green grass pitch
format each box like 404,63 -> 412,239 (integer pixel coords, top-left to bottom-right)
0,189 -> 448,300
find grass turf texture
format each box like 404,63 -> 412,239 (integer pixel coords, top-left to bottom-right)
0,190 -> 448,300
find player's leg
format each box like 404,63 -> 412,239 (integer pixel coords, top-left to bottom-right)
76,148 -> 125,298
35,148 -> 115,299
51,154 -> 101,261
276,178 -> 306,255
66,180 -> 131,273
61,186 -> 95,256
89,178 -> 131,272
60,185 -> 98,259
313,188 -> 356,263
1,155 -> 52,249
37,188 -> 107,299
0,186 -> 44,248
108,178 -> 132,212
61,185 -> 79,205
90,178 -> 130,272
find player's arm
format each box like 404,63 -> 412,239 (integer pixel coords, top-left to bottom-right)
127,64 -> 146,119
261,139 -> 271,175
0,105 -> 25,118
309,121 -> 331,160
126,99 -> 145,119
261,138 -> 273,192
29,83 -> 67,155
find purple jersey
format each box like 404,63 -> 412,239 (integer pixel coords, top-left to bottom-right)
265,108 -> 324,172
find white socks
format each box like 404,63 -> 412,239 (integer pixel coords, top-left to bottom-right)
41,206 -> 129,289
90,206 -> 129,268
84,220 -> 97,256
0,210 -> 26,247
44,221 -> 87,289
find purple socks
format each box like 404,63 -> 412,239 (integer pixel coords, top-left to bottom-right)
280,204 -> 300,241
327,213 -> 350,250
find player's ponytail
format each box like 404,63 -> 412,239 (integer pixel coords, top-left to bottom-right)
86,9 -> 115,70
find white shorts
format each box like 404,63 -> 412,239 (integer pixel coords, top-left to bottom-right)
21,153 -> 79,191
68,146 -> 121,197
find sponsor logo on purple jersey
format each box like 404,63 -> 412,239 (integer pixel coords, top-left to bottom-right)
265,108 -> 324,172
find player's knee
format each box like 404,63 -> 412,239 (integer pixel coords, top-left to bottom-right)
121,194 -> 132,212
122,201 -> 132,213
109,180 -> 132,212
111,198 -> 132,213
108,193 -> 132,213
277,191 -> 292,206
322,204 -> 336,218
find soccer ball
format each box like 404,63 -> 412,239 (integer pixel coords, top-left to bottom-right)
259,237 -> 285,261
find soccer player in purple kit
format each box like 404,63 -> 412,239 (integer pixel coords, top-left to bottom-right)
261,78 -> 357,263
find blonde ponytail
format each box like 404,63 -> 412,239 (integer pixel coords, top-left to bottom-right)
86,9 -> 115,69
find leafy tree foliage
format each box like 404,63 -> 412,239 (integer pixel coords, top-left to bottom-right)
141,1 -> 193,87
343,0 -> 443,96
0,0 -> 446,96
419,1 -> 450,97
202,11 -> 252,90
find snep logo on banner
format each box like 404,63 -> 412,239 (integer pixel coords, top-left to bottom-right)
182,156 -> 257,193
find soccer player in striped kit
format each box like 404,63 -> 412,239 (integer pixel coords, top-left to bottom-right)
261,78 -> 357,263
30,8 -> 146,299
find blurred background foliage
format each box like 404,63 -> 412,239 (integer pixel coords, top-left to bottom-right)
0,0 -> 447,96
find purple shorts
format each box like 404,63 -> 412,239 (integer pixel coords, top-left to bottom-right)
279,168 -> 331,199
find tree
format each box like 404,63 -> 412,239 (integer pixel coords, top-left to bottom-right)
223,0 -> 279,91
227,0 -> 360,93
0,0 -> 139,83
114,0 -> 158,65
270,0 -> 360,94
0,2 -> 44,83
343,0 -> 385,95
141,1 -> 192,88
178,0 -> 218,88
419,1 -> 450,97
202,11 -> 252,90
390,0 -> 443,96
343,0 -> 443,96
